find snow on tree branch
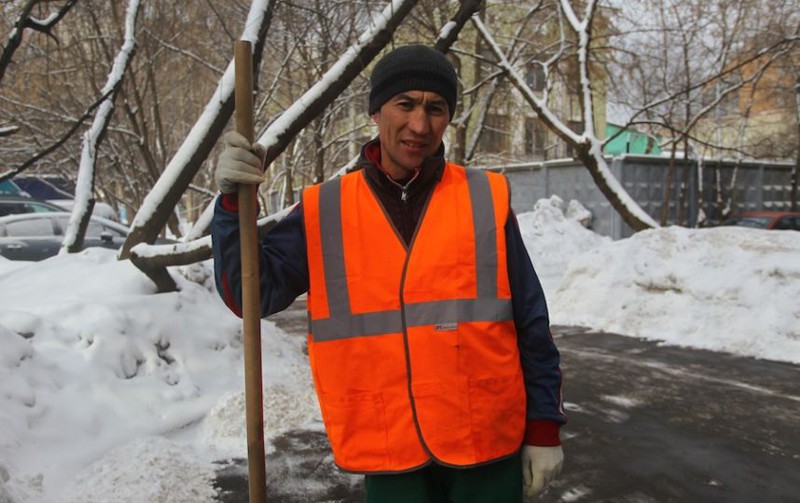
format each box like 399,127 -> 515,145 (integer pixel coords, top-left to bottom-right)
119,0 -> 276,263
0,0 -> 79,82
472,15 -> 580,144
472,9 -> 658,231
61,0 -> 143,254
254,0 -> 419,164
126,0 -> 490,291
434,0 -> 483,52
0,125 -> 19,138
124,0 -> 427,291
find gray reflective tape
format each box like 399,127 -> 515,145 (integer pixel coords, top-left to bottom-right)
310,299 -> 513,341
311,309 -> 404,342
465,169 -> 498,299
404,298 -> 513,326
319,178 -> 351,317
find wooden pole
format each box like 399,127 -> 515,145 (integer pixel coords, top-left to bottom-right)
234,40 -> 267,503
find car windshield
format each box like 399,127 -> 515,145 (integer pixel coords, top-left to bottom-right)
723,216 -> 772,229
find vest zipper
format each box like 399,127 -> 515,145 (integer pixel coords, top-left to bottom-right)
385,169 -> 420,204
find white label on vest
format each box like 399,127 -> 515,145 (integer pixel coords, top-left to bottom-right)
435,322 -> 458,332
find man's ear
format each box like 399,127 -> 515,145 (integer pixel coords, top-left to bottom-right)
371,113 -> 379,124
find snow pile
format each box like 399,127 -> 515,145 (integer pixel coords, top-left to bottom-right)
63,437 -> 217,503
199,329 -> 320,459
0,249 -> 319,502
517,195 -> 611,296
551,225 -> 800,363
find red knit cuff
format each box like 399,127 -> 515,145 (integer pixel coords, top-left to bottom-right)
523,419 -> 561,446
220,193 -> 239,212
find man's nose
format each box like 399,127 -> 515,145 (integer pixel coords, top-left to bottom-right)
407,107 -> 430,135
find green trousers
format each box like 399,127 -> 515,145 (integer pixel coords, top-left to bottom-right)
364,452 -> 522,503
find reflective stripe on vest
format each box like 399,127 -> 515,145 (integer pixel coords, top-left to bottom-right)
310,168 -> 512,342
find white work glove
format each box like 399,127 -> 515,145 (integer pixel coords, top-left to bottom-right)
215,130 -> 266,194
522,445 -> 563,498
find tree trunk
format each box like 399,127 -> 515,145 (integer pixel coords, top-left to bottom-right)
575,144 -> 654,232
661,141 -> 677,226
65,0 -> 142,254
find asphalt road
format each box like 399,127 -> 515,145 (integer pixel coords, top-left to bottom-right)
215,299 -> 800,502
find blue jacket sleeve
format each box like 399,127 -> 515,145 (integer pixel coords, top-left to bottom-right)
506,209 -> 567,443
211,196 -> 309,317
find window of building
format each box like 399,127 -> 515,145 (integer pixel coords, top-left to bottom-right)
479,114 -> 509,154
525,64 -> 546,93
524,117 -> 546,157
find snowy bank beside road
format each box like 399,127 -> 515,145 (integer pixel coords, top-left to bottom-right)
550,225 -> 800,364
517,195 -> 612,296
0,251 -> 319,502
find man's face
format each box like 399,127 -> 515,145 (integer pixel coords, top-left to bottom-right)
372,90 -> 450,180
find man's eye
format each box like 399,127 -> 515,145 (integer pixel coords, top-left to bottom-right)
397,101 -> 413,110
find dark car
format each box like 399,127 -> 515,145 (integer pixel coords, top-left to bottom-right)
0,196 -> 67,217
0,212 -> 170,261
0,180 -> 24,196
720,211 -> 800,231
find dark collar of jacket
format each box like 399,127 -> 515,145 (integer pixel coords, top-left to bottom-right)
351,137 -> 446,245
352,137 -> 445,201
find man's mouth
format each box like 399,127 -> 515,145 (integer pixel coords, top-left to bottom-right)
401,140 -> 427,149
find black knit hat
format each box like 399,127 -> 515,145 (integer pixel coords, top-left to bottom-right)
369,45 -> 458,119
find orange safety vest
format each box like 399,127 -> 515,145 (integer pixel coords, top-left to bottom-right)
302,162 -> 526,473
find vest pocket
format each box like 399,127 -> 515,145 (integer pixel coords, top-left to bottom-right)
468,373 -> 525,459
320,390 -> 389,470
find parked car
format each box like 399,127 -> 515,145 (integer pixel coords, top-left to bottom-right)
0,196 -> 67,217
1,193 -> 118,222
12,174 -> 119,221
720,211 -> 800,231
0,180 -> 24,196
46,198 -> 119,221
0,212 -> 173,261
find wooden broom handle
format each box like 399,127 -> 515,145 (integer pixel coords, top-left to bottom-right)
234,39 -> 267,503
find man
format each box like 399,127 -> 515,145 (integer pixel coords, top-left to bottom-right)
212,44 -> 566,502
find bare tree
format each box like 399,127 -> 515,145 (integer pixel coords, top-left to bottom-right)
61,0 -> 141,253
125,0 -> 423,291
608,0 -> 799,224
473,0 -> 658,231
117,0 -> 275,262
4,0 -> 796,291
127,0 -> 482,292
0,0 -> 78,83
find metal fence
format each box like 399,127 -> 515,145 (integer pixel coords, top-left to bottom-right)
491,155 -> 796,239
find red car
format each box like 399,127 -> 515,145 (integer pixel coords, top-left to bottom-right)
721,211 -> 800,231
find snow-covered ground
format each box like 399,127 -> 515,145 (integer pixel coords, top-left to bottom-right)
1,195 -> 798,502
